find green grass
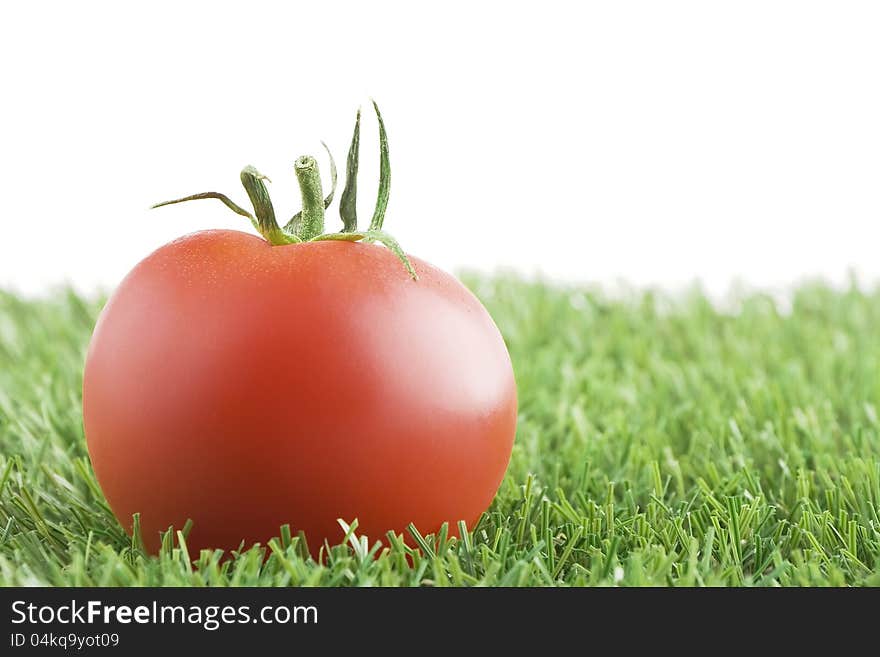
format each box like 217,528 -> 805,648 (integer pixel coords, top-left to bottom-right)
1,277 -> 879,586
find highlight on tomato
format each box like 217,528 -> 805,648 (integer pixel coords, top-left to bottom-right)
82,102 -> 517,556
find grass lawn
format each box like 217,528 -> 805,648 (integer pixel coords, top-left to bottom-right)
1,277 -> 879,586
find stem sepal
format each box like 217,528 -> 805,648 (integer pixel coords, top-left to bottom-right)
151,101 -> 415,278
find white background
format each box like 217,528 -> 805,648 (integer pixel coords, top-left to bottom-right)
1,1 -> 879,296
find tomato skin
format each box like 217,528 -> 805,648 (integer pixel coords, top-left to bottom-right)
83,229 -> 517,554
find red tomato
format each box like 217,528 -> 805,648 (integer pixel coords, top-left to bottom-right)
83,229 -> 517,555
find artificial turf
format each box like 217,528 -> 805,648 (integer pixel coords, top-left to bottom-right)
1,277 -> 879,586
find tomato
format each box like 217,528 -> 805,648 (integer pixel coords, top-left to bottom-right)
82,104 -> 517,556
84,232 -> 516,554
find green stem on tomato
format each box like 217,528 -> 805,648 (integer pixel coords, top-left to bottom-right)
151,192 -> 256,226
240,166 -> 291,245
149,101 -> 416,279
285,142 -> 337,237
293,156 -> 325,241
368,100 -> 390,232
339,108 -> 361,232
311,229 -> 417,280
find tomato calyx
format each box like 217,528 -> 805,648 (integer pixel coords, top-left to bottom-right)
151,101 -> 417,280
